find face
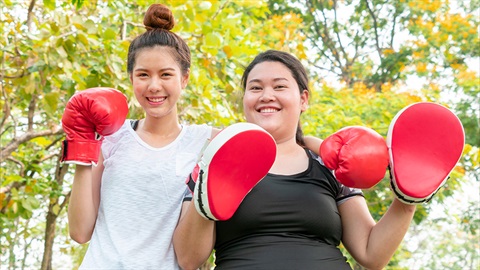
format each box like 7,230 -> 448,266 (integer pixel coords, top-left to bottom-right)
130,46 -> 189,119
243,61 -> 308,142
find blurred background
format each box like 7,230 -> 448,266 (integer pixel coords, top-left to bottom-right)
1,0 -> 478,269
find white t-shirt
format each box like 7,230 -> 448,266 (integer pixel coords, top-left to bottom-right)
80,120 -> 212,269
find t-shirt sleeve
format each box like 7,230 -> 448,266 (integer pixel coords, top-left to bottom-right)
335,184 -> 363,205
311,151 -> 364,205
182,187 -> 192,202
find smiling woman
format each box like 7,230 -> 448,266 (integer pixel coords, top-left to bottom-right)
65,4 -> 218,269
173,50 -> 420,270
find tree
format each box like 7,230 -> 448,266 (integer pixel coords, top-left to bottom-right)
268,0 -> 479,147
1,0 -> 477,269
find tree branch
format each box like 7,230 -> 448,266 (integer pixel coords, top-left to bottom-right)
1,126 -> 64,163
364,0 -> 382,56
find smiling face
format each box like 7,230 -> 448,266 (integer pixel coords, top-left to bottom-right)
130,46 -> 189,120
243,61 -> 308,142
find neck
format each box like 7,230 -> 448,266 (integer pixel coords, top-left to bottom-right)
141,114 -> 181,137
274,136 -> 301,154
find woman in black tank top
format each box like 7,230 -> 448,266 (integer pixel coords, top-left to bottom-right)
173,50 -> 416,270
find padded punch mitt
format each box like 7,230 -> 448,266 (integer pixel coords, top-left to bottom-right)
192,123 -> 276,221
387,102 -> 465,204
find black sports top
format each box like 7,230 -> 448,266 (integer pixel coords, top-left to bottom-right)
214,150 -> 362,269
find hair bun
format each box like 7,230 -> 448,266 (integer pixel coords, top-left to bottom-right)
143,4 -> 175,31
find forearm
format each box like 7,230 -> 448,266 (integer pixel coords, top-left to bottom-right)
67,165 -> 99,244
364,199 -> 416,269
174,201 -> 215,270
303,135 -> 322,155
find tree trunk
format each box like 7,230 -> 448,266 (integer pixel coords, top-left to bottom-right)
40,163 -> 69,270
40,205 -> 57,270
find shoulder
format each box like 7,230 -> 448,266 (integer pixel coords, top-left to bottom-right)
104,120 -> 131,142
308,150 -> 363,204
181,124 -> 213,142
184,123 -> 212,133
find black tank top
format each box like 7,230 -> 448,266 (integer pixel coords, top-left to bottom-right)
214,150 -> 356,270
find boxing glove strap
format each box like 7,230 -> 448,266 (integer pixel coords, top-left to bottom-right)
186,173 -> 196,193
61,139 -> 102,166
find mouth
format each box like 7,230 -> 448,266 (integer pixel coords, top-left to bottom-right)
257,107 -> 280,113
147,96 -> 167,103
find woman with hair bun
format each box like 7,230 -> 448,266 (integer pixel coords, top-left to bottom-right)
67,4 -> 220,269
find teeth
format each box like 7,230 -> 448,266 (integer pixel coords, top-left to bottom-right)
148,97 -> 166,102
260,108 -> 278,113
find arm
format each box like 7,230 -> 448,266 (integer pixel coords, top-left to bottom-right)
303,135 -> 322,155
339,196 -> 416,270
67,155 -> 103,244
173,201 -> 216,270
174,127 -> 218,269
62,87 -> 128,244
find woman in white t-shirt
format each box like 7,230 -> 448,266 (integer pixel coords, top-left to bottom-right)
66,4 -> 220,269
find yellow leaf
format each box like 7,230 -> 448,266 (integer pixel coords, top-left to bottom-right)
223,46 -> 233,58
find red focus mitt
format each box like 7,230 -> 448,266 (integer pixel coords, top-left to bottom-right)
387,102 -> 465,204
187,123 -> 276,221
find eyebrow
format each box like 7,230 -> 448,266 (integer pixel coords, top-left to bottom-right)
134,67 -> 176,72
247,77 -> 289,84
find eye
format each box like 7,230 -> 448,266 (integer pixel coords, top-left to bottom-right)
136,72 -> 148,78
162,72 -> 173,77
274,85 -> 287,90
248,86 -> 262,91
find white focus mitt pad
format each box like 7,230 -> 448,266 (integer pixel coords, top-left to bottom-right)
193,123 -> 276,221
387,102 -> 464,204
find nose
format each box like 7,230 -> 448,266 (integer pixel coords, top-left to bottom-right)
148,76 -> 162,93
259,87 -> 275,102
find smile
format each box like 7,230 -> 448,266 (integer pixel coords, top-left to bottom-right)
147,97 -> 166,102
259,108 -> 279,113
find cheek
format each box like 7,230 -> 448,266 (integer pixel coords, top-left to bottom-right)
242,93 -> 255,109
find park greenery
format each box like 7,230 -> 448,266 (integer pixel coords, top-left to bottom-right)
1,0 -> 479,269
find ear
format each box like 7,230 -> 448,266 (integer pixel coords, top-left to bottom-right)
181,69 -> 190,89
129,74 -> 133,83
300,89 -> 309,112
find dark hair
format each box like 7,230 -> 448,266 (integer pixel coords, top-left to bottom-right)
127,4 -> 190,75
241,50 -> 309,147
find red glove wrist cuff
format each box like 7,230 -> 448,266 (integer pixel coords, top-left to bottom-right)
61,140 -> 102,166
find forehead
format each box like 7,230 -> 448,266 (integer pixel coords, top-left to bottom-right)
135,46 -> 179,68
247,61 -> 293,82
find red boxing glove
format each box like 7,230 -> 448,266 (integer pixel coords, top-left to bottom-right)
61,87 -> 129,166
320,126 -> 389,189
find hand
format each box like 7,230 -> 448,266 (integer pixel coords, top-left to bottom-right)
61,87 -> 129,165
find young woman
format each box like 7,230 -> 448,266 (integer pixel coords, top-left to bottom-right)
173,50 -> 416,270
65,4 -> 220,269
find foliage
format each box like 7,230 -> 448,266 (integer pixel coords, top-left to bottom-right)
0,0 -> 477,269
269,0 -> 480,147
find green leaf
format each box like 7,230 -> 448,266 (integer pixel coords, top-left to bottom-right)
43,0 -> 56,10
103,28 -> 117,40
52,204 -> 61,216
204,32 -> 222,47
